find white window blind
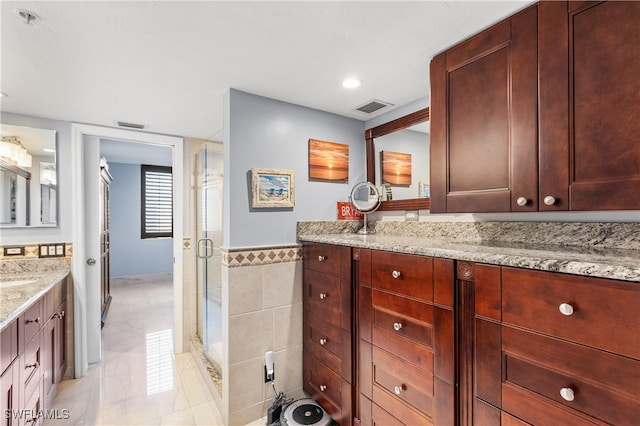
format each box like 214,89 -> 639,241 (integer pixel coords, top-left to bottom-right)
141,165 -> 173,238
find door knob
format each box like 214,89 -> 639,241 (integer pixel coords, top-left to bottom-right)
86,258 -> 97,266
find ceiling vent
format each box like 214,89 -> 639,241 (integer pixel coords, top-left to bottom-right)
117,121 -> 145,129
355,99 -> 394,114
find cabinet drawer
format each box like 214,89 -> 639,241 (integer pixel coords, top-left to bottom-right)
371,345 -> 433,418
303,352 -> 342,414
304,270 -> 341,326
372,401 -> 432,426
371,290 -> 433,371
304,309 -> 343,374
371,251 -> 432,301
304,243 -> 343,275
21,336 -> 42,406
502,325 -> 640,426
20,298 -> 43,350
502,268 -> 640,358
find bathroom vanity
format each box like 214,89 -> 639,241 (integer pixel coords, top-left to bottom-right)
0,262 -> 72,426
299,222 -> 640,426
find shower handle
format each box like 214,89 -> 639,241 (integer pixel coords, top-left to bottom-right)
197,238 -> 215,259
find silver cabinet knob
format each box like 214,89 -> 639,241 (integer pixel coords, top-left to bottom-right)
319,338 -> 327,346
544,195 -> 556,206
319,385 -> 327,392
391,270 -> 401,279
516,197 -> 528,207
317,255 -> 325,262
394,385 -> 404,395
560,387 -> 575,401
559,303 -> 574,316
319,293 -> 327,300
86,258 -> 97,266
393,322 -> 403,331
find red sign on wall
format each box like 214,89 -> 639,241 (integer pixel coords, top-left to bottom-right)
337,202 -> 364,220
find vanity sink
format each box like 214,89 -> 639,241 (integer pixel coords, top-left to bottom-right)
0,279 -> 36,288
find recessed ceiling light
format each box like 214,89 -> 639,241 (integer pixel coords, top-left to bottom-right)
342,78 -> 361,89
43,148 -> 56,153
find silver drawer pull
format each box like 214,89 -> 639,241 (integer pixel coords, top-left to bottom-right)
516,196 -> 528,207
393,322 -> 403,331
319,293 -> 327,300
560,387 -> 575,402
318,255 -> 325,262
392,270 -> 401,279
394,385 -> 405,395
559,303 -> 574,316
319,385 -> 327,392
319,338 -> 327,346
26,361 -> 39,369
26,317 -> 40,324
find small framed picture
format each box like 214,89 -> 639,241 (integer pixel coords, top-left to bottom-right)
419,182 -> 430,198
251,168 -> 295,208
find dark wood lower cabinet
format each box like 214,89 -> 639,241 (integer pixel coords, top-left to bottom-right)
472,265 -> 640,426
303,243 -> 638,425
0,276 -> 71,426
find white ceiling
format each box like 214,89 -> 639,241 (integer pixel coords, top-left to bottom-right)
1,1 -> 532,140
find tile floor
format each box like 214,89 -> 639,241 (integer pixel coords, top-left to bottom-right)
44,275 -> 225,425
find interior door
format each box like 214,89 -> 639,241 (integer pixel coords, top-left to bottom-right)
83,135 -> 103,363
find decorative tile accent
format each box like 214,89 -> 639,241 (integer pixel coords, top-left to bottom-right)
222,245 -> 302,267
183,238 -> 192,250
0,242 -> 73,260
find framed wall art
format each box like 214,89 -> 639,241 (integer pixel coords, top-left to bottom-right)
250,168 -> 295,208
308,139 -> 349,182
381,150 -> 412,186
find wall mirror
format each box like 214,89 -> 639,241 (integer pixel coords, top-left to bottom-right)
365,108 -> 430,211
0,124 -> 58,227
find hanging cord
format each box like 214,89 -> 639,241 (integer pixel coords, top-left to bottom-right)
271,382 -> 294,407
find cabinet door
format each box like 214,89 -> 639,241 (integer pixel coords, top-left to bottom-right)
54,300 -> 68,384
1,363 -> 19,426
430,6 -> 538,213
539,1 -> 640,211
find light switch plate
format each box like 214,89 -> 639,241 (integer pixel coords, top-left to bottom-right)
405,210 -> 419,221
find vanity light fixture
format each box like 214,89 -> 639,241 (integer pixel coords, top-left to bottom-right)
342,78 -> 361,89
0,136 -> 32,168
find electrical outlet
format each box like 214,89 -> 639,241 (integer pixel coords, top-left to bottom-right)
405,210 -> 419,221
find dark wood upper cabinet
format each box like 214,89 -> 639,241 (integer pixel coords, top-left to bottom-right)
539,0 -> 640,211
430,6 -> 538,213
431,1 -> 639,213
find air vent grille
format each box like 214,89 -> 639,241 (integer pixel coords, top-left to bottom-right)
355,99 -> 394,114
117,121 -> 145,129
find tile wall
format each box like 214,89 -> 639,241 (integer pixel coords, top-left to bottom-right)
223,245 -> 305,425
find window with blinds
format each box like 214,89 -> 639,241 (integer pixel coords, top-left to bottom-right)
141,165 -> 173,239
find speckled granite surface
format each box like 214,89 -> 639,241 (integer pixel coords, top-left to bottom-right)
0,257 -> 71,329
297,221 -> 640,282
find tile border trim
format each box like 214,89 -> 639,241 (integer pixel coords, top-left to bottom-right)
222,244 -> 302,267
0,242 -> 73,260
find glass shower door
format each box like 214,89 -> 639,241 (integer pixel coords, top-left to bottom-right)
196,142 -> 224,382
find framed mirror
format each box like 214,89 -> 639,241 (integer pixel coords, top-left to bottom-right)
0,124 -> 58,227
365,107 -> 430,211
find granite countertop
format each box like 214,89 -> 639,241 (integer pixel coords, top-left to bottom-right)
297,221 -> 640,283
0,258 -> 71,330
